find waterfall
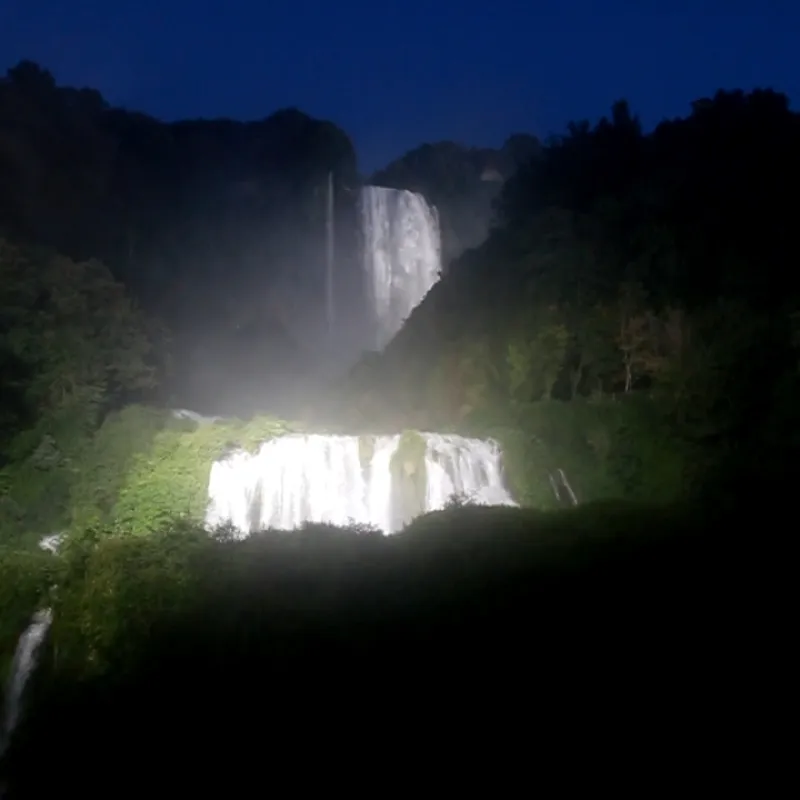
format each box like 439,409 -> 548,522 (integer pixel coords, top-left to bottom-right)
205,433 -> 516,536
360,186 -> 441,350
0,609 -> 52,757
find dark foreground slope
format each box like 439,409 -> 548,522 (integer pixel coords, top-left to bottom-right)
1,502 -> 767,794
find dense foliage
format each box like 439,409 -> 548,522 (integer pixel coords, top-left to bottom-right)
0,238 -> 167,544
0,500 -> 749,796
335,91 -> 800,506
0,547 -> 61,686
0,400 -> 293,548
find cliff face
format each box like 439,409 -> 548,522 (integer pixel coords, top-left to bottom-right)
370,135 -> 540,267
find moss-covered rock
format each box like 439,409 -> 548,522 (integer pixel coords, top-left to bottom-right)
390,430 -> 427,478
389,430 -> 429,528
358,435 -> 376,474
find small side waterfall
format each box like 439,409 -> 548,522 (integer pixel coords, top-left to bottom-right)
360,186 -> 441,350
206,433 -> 516,536
0,609 -> 52,757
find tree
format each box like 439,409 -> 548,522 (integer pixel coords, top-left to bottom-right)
568,304 -> 619,397
0,240 -> 158,423
615,282 -> 663,393
506,309 -> 570,403
0,238 -> 163,543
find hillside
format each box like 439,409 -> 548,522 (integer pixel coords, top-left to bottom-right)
331,93 -> 800,507
0,61 -> 362,413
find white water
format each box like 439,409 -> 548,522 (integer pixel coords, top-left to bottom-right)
360,186 -> 441,350
38,534 -> 62,554
171,408 -> 226,424
206,433 -> 516,536
0,609 -> 52,757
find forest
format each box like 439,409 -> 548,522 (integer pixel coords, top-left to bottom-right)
332,91 -> 800,508
0,60 -> 793,794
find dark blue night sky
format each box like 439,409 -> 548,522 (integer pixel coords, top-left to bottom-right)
1,1 -> 797,171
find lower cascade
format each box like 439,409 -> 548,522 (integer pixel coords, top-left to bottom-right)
0,609 -> 53,758
206,433 -> 516,536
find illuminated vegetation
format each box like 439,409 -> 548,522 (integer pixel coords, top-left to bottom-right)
70,408 -> 294,536
0,240 -> 163,547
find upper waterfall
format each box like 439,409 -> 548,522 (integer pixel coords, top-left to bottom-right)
206,432 -> 516,536
360,186 -> 441,350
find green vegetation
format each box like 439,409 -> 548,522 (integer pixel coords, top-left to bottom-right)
0,237 -> 294,544
0,547 -> 61,686
0,230 -> 299,545
70,408 -> 294,536
1,401 -> 294,546
0,239 -> 163,547
0,500 -> 751,796
1,503 -> 694,681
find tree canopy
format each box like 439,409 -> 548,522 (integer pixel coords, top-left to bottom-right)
0,238 -> 162,543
